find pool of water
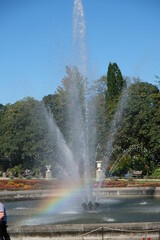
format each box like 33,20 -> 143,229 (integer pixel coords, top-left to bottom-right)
4,196 -> 160,226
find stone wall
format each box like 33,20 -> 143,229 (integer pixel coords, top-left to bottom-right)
8,222 -> 160,240
0,187 -> 160,201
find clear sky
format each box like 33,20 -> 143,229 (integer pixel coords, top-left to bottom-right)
0,0 -> 160,105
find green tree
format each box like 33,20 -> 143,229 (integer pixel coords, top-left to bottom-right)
114,81 -> 160,175
90,76 -> 108,159
0,98 -> 57,173
43,92 -> 65,134
105,62 -> 126,115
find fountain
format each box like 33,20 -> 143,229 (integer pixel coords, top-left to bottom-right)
82,201 -> 99,211
40,0 -> 129,212
41,0 -> 98,211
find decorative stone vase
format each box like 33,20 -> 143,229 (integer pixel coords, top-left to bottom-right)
96,161 -> 103,182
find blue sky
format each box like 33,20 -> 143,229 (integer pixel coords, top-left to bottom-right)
0,0 -> 160,105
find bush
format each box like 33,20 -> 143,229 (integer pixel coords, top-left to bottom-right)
9,165 -> 23,177
151,168 -> 160,179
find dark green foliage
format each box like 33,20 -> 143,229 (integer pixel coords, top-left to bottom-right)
152,168 -> 160,179
0,63 -> 159,177
105,62 -> 126,116
43,92 -> 65,134
111,81 -> 160,176
91,76 -> 108,159
94,63 -> 127,160
0,97 -> 57,174
106,62 -> 125,99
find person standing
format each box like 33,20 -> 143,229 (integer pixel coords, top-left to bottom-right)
0,202 -> 10,240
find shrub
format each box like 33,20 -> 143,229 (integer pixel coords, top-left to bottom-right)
151,168 -> 160,179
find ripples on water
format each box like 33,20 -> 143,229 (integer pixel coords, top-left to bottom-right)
4,196 -> 160,226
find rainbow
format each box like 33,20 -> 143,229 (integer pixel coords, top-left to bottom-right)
16,180 -> 95,226
36,184 -> 85,216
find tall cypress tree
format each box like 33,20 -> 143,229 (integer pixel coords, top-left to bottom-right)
105,62 -> 126,115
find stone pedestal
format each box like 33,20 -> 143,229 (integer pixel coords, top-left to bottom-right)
2,172 -> 6,178
96,169 -> 103,182
45,165 -> 52,180
46,170 -> 52,180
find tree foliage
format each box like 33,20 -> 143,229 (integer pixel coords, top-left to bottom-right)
111,81 -> 160,176
0,98 -> 57,174
105,62 -> 126,116
0,63 -> 159,177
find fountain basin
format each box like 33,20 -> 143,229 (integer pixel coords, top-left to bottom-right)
3,194 -> 160,226
0,187 -> 160,201
8,222 -> 160,240
1,189 -> 160,239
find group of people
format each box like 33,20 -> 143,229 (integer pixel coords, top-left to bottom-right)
0,202 -> 10,240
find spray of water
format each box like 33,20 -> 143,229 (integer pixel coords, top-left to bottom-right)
73,0 -> 87,75
41,0 -> 128,207
38,0 -> 96,204
96,86 -> 130,201
71,0 -> 95,202
42,105 -> 80,183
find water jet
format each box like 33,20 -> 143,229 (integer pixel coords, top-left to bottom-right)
82,201 -> 99,211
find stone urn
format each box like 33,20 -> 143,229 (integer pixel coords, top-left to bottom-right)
96,161 -> 103,182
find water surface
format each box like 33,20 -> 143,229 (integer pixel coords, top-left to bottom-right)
4,196 -> 160,226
